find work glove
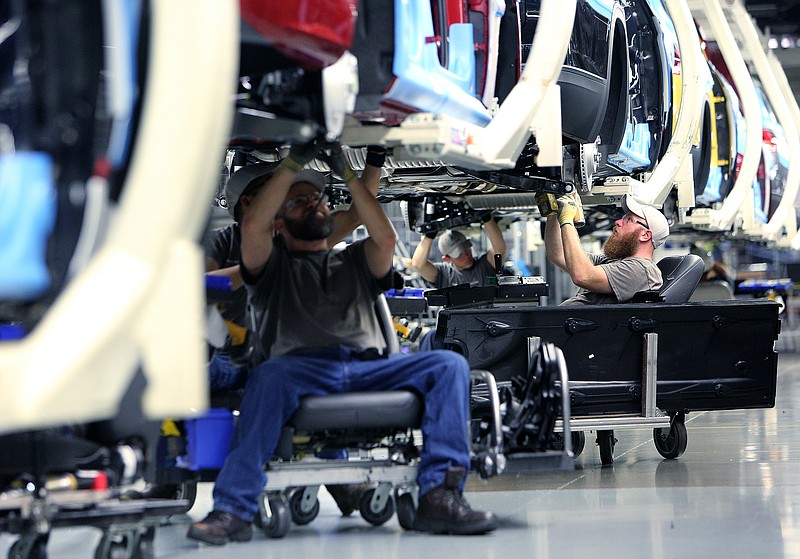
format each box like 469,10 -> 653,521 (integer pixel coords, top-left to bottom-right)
365,145 -> 387,168
279,136 -> 323,173
556,194 -> 578,227
424,231 -> 437,239
535,192 -> 558,218
481,211 -> 494,224
571,191 -> 586,228
556,192 -> 586,228
320,141 -> 358,183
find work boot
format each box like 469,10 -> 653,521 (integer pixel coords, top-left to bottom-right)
326,483 -> 370,516
414,467 -> 497,535
187,510 -> 252,546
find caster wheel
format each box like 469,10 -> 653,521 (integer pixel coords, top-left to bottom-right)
9,536 -> 47,559
395,490 -> 416,531
597,430 -> 616,465
173,481 -> 198,513
358,488 -> 395,526
288,488 -> 320,525
654,414 -> 688,459
571,431 -> 586,457
550,431 -> 585,457
260,497 -> 291,539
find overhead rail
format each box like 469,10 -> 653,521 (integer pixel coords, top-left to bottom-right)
342,0 -> 575,170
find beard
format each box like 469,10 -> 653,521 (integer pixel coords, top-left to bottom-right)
603,229 -> 639,260
283,212 -> 333,241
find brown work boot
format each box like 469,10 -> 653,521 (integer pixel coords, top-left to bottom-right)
414,467 -> 497,535
187,510 -> 252,546
326,483 -> 370,516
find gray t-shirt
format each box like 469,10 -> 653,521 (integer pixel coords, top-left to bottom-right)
561,254 -> 663,305
243,236 -> 386,360
432,253 -> 496,289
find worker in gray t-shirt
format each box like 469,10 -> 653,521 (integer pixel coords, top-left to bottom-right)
411,218 -> 506,351
544,193 -> 669,305
411,217 -> 506,289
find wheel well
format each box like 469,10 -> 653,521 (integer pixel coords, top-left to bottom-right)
692,100 -> 713,197
598,20 -> 628,155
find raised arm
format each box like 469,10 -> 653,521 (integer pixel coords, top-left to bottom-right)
411,234 -> 439,283
324,143 -> 395,279
239,140 -> 321,277
544,214 -> 567,271
483,217 -> 506,270
556,196 -> 612,293
326,146 -> 385,247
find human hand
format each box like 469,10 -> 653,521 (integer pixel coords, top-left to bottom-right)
571,192 -> 585,228
556,194 -> 578,226
320,141 -> 358,183
365,145 -> 387,168
280,136 -> 323,173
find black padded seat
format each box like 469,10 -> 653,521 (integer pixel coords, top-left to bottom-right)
632,254 -> 705,304
656,254 -> 704,303
289,391 -> 423,432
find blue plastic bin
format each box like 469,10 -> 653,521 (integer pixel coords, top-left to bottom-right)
182,408 -> 235,471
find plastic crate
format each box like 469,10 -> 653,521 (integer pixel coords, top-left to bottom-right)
181,408 -> 234,471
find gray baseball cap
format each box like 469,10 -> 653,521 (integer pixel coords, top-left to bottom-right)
225,165 -> 325,219
622,195 -> 670,248
291,169 -> 326,192
224,162 -> 276,219
438,230 -> 473,258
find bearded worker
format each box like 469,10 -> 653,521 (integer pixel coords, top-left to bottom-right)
543,193 -> 669,305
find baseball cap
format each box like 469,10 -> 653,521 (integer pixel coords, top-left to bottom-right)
438,230 -> 473,258
291,169 -> 326,192
622,195 -> 670,248
224,162 -> 277,219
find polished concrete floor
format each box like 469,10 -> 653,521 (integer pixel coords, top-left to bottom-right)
3,352 -> 799,558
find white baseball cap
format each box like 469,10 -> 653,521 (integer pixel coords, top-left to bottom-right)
622,195 -> 670,248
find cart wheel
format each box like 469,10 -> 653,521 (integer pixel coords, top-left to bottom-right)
549,431 -> 585,457
395,490 -> 416,531
572,431 -> 586,457
173,480 -> 198,513
358,488 -> 395,526
653,413 -> 688,459
137,527 -> 155,559
260,497 -> 291,539
288,488 -> 320,525
597,430 -> 616,465
9,535 -> 48,559
94,533 -> 129,559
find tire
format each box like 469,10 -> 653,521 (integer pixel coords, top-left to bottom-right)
653,415 -> 688,459
395,490 -> 416,531
358,488 -> 395,526
571,431 -> 586,457
9,536 -> 48,559
173,480 -> 198,513
597,430 -> 616,465
288,488 -> 320,525
261,497 -> 291,539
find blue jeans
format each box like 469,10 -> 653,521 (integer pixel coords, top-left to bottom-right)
212,347 -> 472,522
208,352 -> 249,392
418,329 -> 446,352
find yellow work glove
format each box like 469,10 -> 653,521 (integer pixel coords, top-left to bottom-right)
571,192 -> 586,228
556,194 -> 578,226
